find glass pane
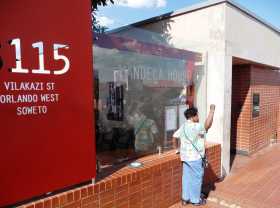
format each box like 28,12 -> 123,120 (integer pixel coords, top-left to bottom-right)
93,27 -> 206,170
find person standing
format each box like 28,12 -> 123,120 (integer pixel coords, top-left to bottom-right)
172,105 -> 215,206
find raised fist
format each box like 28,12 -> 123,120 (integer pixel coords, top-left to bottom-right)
210,104 -> 215,111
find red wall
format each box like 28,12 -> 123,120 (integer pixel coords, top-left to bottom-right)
231,65 -> 251,154
231,64 -> 280,155
0,0 -> 96,206
250,66 -> 280,153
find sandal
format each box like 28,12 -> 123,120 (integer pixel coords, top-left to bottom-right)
191,198 -> 206,206
181,199 -> 190,206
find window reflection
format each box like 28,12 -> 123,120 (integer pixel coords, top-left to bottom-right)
93,31 -> 203,171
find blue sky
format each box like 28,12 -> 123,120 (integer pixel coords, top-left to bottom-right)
96,0 -> 280,30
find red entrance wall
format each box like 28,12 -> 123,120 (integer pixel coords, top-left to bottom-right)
231,64 -> 280,155
0,0 -> 96,206
20,144 -> 221,208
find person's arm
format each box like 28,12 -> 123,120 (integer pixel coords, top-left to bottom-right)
172,137 -> 179,149
204,104 -> 215,131
172,126 -> 182,152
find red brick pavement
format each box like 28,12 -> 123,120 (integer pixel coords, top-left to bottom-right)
170,144 -> 280,208
169,201 -> 225,208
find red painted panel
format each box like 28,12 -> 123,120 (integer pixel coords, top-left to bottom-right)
94,33 -> 200,61
0,0 -> 96,206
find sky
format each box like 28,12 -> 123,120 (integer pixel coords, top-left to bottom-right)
96,0 -> 280,30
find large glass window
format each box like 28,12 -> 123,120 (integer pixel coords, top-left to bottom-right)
93,27 -> 206,171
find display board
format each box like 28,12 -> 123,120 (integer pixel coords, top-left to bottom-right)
0,0 -> 96,206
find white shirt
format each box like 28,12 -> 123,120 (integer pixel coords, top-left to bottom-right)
173,120 -> 206,162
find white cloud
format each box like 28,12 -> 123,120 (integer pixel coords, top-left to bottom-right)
116,0 -> 167,8
96,15 -> 115,27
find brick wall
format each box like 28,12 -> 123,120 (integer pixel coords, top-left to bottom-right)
231,65 -> 251,154
20,143 -> 221,208
232,64 -> 280,155
278,104 -> 280,143
250,66 -> 280,153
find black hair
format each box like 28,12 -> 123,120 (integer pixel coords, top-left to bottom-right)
184,107 -> 198,119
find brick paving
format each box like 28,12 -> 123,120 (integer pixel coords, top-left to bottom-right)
169,201 -> 225,208
170,144 -> 280,208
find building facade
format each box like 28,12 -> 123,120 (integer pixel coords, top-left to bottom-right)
109,0 -> 280,174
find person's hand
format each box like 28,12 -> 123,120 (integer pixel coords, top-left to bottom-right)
210,104 -> 215,112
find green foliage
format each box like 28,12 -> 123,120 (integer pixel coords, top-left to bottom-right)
91,0 -> 114,10
91,0 -> 114,33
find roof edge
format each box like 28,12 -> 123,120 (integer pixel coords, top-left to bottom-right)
108,0 -> 280,36
109,0 -> 226,34
226,0 -> 280,35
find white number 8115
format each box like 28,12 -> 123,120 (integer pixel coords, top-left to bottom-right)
10,38 -> 70,75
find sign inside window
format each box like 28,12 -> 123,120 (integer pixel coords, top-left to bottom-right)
252,93 -> 260,117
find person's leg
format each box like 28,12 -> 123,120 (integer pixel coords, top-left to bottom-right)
188,159 -> 204,204
182,162 -> 190,202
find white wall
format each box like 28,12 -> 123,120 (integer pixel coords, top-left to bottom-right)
225,4 -> 280,67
